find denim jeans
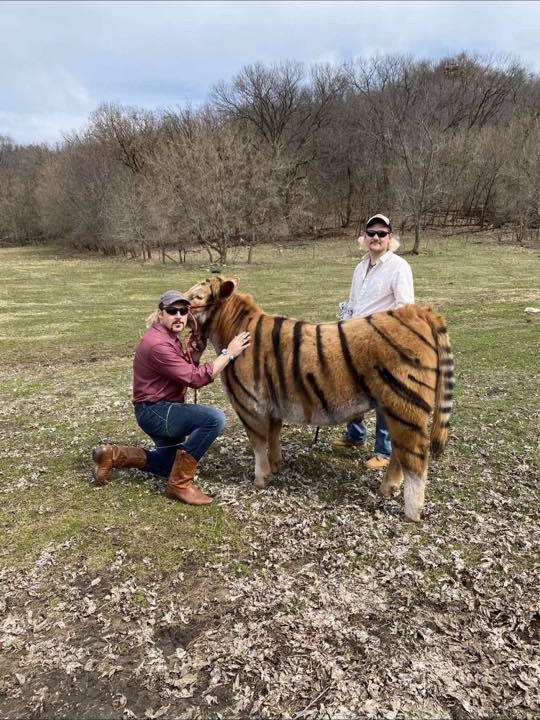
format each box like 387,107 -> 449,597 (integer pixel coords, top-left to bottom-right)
346,408 -> 391,458
134,401 -> 226,478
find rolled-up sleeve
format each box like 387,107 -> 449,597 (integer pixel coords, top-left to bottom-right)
392,264 -> 415,308
149,343 -> 214,389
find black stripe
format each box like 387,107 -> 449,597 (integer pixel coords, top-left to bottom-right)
440,345 -> 452,354
234,405 -> 266,441
253,315 -> 263,389
315,325 -> 327,370
438,326 -> 448,334
272,316 -> 287,399
228,362 -> 258,403
337,322 -> 374,401
445,380 -> 455,390
223,369 -> 258,420
388,311 -> 437,352
439,404 -> 452,413
440,420 -> 451,429
264,356 -> 280,410
443,391 -> 453,402
383,406 -> 427,435
292,321 -> 311,406
392,441 -> 427,460
440,358 -> 454,368
306,372 -> 330,413
408,374 -> 436,391
377,366 -> 432,414
366,316 -> 422,367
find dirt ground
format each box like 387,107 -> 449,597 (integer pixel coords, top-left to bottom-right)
2,425 -> 539,719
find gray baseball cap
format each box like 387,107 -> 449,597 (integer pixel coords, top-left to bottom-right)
159,290 -> 190,308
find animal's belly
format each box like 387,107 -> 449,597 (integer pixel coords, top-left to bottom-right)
259,397 -> 373,427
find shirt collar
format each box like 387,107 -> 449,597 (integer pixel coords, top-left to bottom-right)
361,250 -> 393,266
152,321 -> 178,341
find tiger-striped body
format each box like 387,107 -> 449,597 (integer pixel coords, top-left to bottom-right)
186,277 -> 454,522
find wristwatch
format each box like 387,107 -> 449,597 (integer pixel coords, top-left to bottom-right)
221,348 -> 235,363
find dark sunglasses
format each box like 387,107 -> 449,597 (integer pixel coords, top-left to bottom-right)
164,306 -> 189,316
366,230 -> 390,238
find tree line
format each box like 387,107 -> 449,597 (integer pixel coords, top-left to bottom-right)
2,52 -> 540,261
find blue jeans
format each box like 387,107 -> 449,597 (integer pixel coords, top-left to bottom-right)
346,409 -> 391,458
134,401 -> 225,478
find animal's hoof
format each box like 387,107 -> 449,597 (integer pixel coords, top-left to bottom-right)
380,483 -> 399,498
254,476 -> 271,489
404,514 -> 422,523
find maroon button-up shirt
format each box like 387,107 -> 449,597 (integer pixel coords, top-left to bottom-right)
132,322 -> 214,403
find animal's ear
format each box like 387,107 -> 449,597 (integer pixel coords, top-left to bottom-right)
219,278 -> 237,299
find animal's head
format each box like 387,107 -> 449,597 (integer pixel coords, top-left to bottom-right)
184,276 -> 239,332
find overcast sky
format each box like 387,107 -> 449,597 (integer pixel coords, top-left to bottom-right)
2,0 -> 540,145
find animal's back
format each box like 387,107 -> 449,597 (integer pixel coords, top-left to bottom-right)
229,303 -> 452,444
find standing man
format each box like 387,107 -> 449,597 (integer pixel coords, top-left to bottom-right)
92,290 -> 250,505
333,214 -> 414,469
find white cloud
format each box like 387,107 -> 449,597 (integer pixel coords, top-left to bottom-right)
1,0 -> 540,144
0,110 -> 89,146
4,64 -> 94,114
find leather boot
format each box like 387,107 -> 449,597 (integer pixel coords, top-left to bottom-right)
92,444 -> 147,486
166,450 -> 212,505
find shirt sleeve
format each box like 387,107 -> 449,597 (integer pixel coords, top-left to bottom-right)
391,262 -> 415,308
345,264 -> 361,318
149,343 -> 214,389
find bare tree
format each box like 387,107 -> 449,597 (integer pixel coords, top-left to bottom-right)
0,136 -> 49,245
88,103 -> 158,175
348,54 -> 524,251
5,51 -> 536,256
148,109 -> 281,263
213,61 -> 344,229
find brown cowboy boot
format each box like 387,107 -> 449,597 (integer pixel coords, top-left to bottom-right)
166,450 -> 212,505
92,444 -> 147,486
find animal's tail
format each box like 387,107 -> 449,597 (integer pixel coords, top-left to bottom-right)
424,308 -> 454,458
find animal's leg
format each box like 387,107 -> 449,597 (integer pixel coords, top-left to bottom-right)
380,409 -> 429,522
243,425 -> 272,489
379,451 -> 404,497
403,466 -> 428,523
268,418 -> 283,473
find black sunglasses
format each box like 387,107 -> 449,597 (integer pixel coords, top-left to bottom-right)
163,306 -> 189,316
366,230 -> 390,238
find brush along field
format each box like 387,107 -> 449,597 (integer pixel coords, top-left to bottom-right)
1,236 -> 539,719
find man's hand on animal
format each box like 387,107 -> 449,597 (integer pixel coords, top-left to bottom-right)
228,331 -> 251,358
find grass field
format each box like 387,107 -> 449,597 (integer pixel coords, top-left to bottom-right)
1,235 -> 539,719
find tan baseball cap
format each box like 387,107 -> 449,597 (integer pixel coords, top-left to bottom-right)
366,213 -> 392,231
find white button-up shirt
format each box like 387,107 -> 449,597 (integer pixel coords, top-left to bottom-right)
341,251 -> 414,319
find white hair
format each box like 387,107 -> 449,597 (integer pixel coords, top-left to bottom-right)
389,234 -> 401,252
146,309 -> 160,327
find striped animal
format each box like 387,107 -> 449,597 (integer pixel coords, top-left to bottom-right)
185,277 -> 454,522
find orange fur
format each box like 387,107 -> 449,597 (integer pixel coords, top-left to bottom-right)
185,277 -> 454,521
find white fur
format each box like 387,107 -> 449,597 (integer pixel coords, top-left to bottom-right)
403,468 -> 426,522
